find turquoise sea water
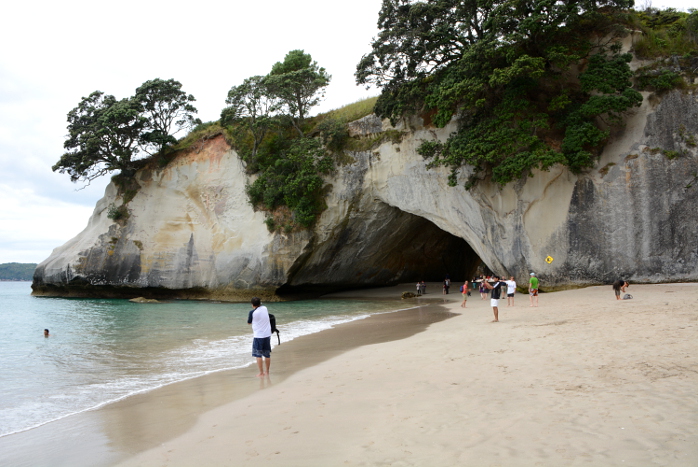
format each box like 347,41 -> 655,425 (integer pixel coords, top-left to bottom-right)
0,281 -> 409,438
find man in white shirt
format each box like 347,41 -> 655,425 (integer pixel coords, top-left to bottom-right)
505,276 -> 517,306
247,297 -> 272,377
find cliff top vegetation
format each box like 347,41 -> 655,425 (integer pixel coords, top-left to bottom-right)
53,79 -> 200,184
356,0 -> 698,189
53,2 -> 698,231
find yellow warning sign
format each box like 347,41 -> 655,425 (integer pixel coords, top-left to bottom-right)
545,256 -> 554,264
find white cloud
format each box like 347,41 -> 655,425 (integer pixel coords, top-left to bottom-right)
0,184 -> 95,263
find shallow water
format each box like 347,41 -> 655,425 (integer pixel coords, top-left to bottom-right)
0,281 -> 409,437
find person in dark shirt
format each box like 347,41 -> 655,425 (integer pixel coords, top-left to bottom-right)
612,280 -> 629,300
482,275 -> 506,322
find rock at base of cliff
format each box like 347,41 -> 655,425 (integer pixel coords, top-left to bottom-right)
129,297 -> 161,303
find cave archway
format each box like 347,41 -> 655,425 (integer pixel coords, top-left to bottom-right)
279,202 -> 482,296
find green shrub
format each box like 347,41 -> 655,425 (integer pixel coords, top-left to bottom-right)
635,67 -> 684,91
317,118 -> 350,153
107,204 -> 129,221
246,137 -> 334,231
632,8 -> 698,59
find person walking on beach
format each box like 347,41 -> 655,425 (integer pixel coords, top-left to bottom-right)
460,280 -> 469,308
247,297 -> 272,377
529,273 -> 539,307
612,280 -> 629,300
420,281 -> 426,295
416,281 -> 422,296
505,276 -> 517,306
482,275 -> 505,322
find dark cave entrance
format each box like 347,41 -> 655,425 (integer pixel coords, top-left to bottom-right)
382,214 -> 482,284
278,203 -> 483,296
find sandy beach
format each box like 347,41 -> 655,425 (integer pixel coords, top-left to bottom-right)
110,283 -> 697,467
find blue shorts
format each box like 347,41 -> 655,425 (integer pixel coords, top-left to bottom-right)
252,337 -> 271,358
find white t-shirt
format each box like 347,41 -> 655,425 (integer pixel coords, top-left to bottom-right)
505,280 -> 517,294
248,305 -> 271,338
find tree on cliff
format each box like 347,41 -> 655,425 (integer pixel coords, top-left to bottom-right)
134,78 -> 200,154
219,51 -> 335,231
356,0 -> 641,189
53,91 -> 147,182
54,80 -> 199,183
220,75 -> 281,160
266,50 -> 331,136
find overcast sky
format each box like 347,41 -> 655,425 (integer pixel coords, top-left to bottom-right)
0,0 -> 694,264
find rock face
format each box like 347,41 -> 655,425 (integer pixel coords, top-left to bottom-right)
33,90 -> 698,299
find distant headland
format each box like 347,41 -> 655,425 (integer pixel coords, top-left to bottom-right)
0,263 -> 37,281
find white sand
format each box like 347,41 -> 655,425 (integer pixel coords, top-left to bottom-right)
119,283 -> 698,466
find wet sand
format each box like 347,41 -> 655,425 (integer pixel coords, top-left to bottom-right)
0,294 -> 453,467
116,283 -> 698,467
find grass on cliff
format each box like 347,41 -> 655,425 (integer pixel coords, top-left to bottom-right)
173,121 -> 226,154
145,96 -> 379,169
313,96 -> 378,125
628,8 -> 698,60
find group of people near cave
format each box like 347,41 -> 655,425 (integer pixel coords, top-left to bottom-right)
246,274 -> 630,378
244,274 -> 630,380
462,273 -> 540,322
415,273 -> 540,322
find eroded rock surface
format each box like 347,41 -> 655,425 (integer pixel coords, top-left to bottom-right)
33,91 -> 698,299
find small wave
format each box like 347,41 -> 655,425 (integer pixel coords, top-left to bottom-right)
0,298 -> 417,437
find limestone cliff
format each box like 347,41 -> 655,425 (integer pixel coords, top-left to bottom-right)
33,90 -> 698,299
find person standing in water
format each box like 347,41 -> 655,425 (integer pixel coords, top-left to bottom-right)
247,297 -> 272,377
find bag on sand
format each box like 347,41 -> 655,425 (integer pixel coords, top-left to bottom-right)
623,294 -> 633,300
269,313 -> 281,345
